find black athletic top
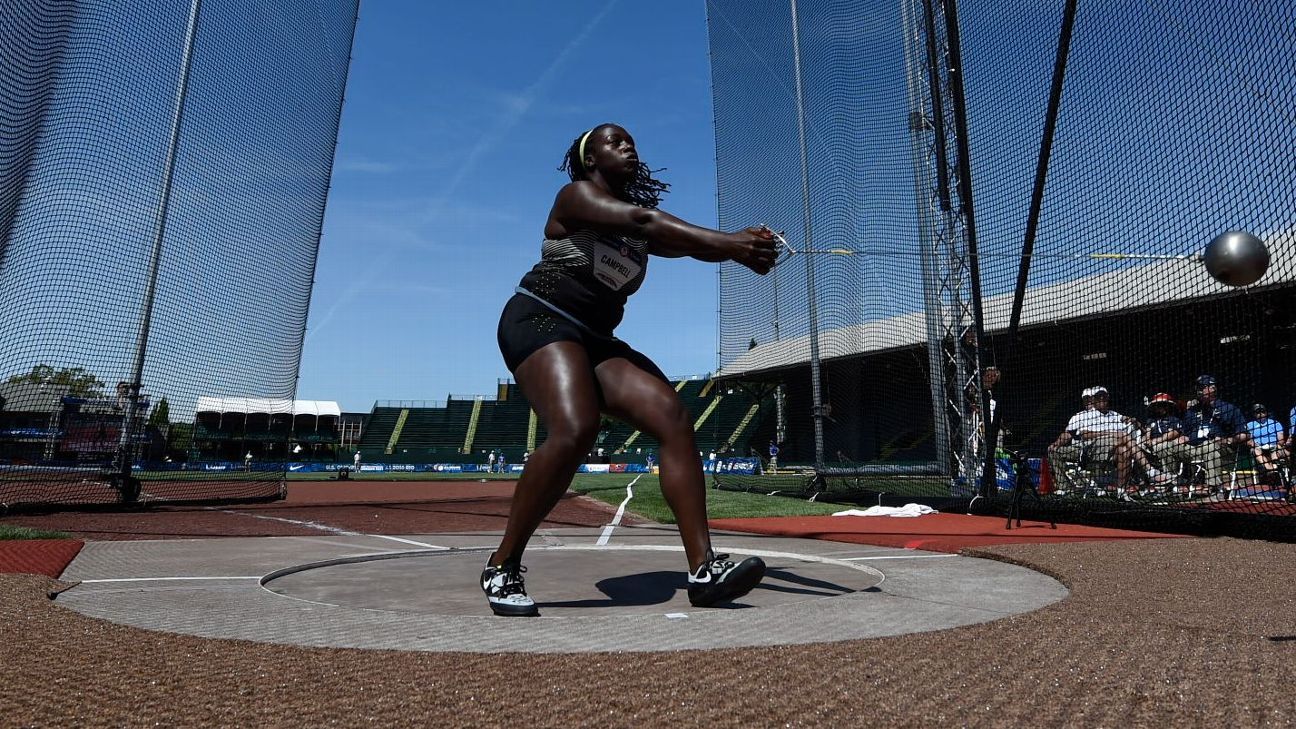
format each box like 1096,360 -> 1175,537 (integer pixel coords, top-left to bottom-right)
516,230 -> 649,336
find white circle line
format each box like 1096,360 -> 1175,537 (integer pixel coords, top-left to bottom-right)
256,542 -> 885,589
79,576 -> 262,583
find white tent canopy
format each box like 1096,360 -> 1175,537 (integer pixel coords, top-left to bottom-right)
194,397 -> 341,417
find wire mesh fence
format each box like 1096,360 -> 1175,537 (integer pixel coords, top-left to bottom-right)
0,0 -> 358,507
705,0 -> 1296,534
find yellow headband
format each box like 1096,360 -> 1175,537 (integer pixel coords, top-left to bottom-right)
578,128 -> 595,171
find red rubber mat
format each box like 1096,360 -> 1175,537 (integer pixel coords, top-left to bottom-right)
0,539 -> 83,578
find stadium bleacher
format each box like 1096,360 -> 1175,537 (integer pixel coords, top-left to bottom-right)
472,399 -> 532,456
357,407 -> 402,454
355,377 -> 768,465
696,386 -> 770,457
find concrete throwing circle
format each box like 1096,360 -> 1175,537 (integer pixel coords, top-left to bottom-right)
54,531 -> 1069,653
260,545 -> 885,617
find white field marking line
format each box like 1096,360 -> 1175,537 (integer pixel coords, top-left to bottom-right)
841,554 -> 960,561
595,474 -> 642,546
79,576 -> 262,583
819,547 -> 904,555
366,535 -> 450,550
217,509 -> 449,550
217,510 -> 358,536
249,543 -> 884,581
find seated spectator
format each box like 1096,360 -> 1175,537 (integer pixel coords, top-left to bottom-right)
1079,386 -> 1096,413
1048,386 -> 1167,492
1141,393 -> 1184,481
1152,375 -> 1248,494
1048,388 -> 1097,488
1245,403 -> 1284,476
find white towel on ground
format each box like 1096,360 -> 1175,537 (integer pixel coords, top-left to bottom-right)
831,503 -> 938,518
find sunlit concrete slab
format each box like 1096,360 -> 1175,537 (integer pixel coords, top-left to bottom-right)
54,525 -> 1068,653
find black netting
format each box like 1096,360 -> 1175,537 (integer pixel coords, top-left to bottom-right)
0,0 -> 358,507
706,0 -> 1296,533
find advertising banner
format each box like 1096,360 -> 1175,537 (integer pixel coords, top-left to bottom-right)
707,457 -> 759,475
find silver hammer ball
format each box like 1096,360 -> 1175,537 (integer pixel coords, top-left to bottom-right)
1204,230 -> 1270,287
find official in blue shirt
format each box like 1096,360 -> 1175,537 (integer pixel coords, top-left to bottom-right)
1159,376 -> 1249,494
1181,376 -> 1246,445
1245,403 -> 1285,476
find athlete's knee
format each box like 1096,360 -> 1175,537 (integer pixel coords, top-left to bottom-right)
646,396 -> 693,441
544,414 -> 599,456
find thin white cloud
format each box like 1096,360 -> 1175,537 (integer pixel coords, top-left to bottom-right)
414,0 -> 621,224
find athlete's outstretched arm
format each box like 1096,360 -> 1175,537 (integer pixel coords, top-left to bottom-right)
550,181 -> 776,274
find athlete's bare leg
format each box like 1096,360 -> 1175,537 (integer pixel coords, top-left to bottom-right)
595,356 -> 711,572
489,341 -> 600,566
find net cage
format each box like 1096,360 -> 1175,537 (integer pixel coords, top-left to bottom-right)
0,0 -> 359,508
706,0 -> 1296,535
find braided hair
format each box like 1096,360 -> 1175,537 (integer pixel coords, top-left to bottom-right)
558,124 -> 670,209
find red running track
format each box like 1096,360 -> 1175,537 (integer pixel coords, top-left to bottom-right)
710,512 -> 1186,554
0,480 -> 632,545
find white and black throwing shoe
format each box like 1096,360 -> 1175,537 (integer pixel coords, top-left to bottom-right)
480,559 -> 539,617
687,550 -> 766,607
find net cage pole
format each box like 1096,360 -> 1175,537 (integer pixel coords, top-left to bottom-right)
902,0 -> 952,474
789,0 -> 826,470
938,0 -> 994,496
918,0 -> 986,488
933,0 -> 979,487
116,0 -> 204,501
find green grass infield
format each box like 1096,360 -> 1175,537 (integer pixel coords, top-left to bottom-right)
284,471 -> 843,523
0,525 -> 72,540
566,474 -> 843,523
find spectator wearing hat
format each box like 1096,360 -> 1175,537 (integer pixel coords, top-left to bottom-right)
1143,393 -> 1185,479
1245,403 -> 1284,476
1144,393 -> 1184,443
1079,386 -> 1096,412
1157,375 -> 1248,494
1048,387 -> 1099,490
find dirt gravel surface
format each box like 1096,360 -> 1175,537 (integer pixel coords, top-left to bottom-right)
3,537 -> 1294,727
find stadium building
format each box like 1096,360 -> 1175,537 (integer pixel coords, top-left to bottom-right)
717,259 -> 1296,470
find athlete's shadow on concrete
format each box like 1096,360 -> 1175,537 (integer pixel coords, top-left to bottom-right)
537,568 -> 858,609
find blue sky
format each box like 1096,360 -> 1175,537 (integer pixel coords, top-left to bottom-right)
295,0 -> 1296,414
297,1 -> 726,412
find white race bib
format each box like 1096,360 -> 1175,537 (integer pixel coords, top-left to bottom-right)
592,240 -> 644,291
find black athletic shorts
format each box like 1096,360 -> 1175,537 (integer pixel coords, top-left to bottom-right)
496,293 -> 666,380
